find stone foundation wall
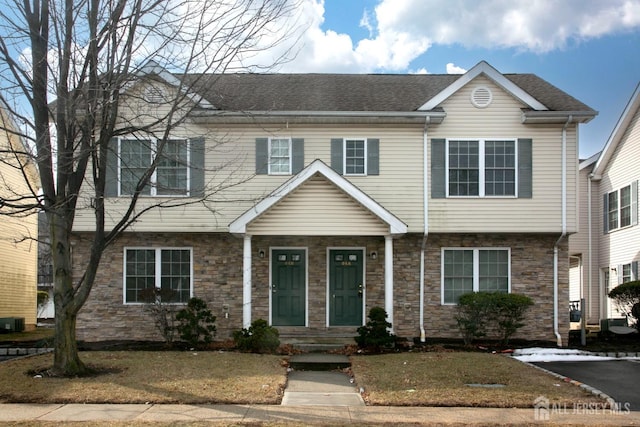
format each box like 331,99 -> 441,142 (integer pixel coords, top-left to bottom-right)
74,232 -> 569,344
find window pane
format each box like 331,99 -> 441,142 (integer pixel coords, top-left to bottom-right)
443,250 -> 474,303
160,249 -> 191,303
622,263 -> 632,283
620,185 -> 632,227
448,141 -> 479,196
125,249 -> 156,303
120,139 -> 152,195
478,250 -> 509,293
156,139 -> 189,195
485,140 -> 516,196
608,191 -> 619,230
345,139 -> 366,174
269,138 -> 291,174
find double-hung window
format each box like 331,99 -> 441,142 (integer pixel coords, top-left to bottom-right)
442,248 -> 510,304
447,139 -> 516,197
344,139 -> 366,175
124,248 -> 192,303
604,182 -> 638,233
268,137 -> 292,174
119,138 -> 190,196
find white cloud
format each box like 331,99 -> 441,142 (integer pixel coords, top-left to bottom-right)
446,63 -> 467,74
273,0 -> 640,73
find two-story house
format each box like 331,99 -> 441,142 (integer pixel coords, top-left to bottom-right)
570,82 -> 640,327
0,103 -> 39,332
72,61 -> 596,345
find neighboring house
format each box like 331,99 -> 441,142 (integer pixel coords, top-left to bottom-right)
0,103 -> 39,331
570,82 -> 640,326
73,61 -> 596,345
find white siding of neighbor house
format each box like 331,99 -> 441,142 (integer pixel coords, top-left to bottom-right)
597,104 -> 640,318
568,164 -> 601,323
0,112 -> 38,328
246,174 -> 389,235
427,76 -> 578,233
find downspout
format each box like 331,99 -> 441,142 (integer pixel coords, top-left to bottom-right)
419,116 -> 431,342
554,115 -> 572,346
587,175 -> 593,321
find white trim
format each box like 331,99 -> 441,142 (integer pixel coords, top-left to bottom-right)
326,247 -> 366,327
269,247 -> 309,327
440,247 -> 512,305
419,61 -> 548,111
445,138 -> 518,198
122,246 -> 194,305
267,137 -> 292,175
343,137 -> 368,176
229,159 -> 407,236
242,235 -> 252,328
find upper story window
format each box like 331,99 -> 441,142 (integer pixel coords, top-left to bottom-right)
441,248 -> 511,304
124,247 -> 193,304
330,137 -> 379,176
447,139 -> 516,197
431,138 -> 531,199
268,137 -> 292,174
255,137 -> 304,176
119,138 -> 189,196
603,181 -> 638,233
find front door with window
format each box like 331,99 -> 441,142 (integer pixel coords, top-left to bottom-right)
329,249 -> 364,326
271,249 -> 306,326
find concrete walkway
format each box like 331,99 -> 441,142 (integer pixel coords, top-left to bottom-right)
1,403 -> 639,425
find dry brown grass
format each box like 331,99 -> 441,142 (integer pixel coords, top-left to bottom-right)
0,351 -> 287,404
350,352 -> 605,408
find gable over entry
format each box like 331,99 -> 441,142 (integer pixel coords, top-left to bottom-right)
230,159 -> 407,329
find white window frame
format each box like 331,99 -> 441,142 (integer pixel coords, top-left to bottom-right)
267,137 -> 292,175
441,247 -> 511,305
343,138 -> 367,176
445,138 -> 518,198
123,247 -> 194,305
607,184 -> 632,231
118,137 -> 191,197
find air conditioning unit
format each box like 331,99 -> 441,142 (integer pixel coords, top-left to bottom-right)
0,317 -> 25,332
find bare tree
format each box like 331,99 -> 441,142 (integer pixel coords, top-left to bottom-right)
0,0 -> 301,376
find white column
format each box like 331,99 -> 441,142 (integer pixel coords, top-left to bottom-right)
242,234 -> 252,329
384,235 -> 394,332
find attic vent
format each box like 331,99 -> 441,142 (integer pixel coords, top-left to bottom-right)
471,86 -> 492,108
144,86 -> 165,103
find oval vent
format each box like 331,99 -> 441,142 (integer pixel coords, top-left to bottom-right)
471,86 -> 492,108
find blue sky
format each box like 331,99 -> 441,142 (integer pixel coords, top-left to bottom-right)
271,0 -> 640,158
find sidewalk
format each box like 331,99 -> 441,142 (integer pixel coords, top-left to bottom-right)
1,403 -> 639,425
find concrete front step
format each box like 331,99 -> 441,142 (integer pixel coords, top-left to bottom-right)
289,353 -> 351,371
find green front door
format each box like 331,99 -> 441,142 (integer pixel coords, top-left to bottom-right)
271,249 -> 306,326
329,249 -> 364,326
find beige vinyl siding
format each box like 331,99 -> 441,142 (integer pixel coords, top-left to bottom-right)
428,76 -> 577,233
74,124 -> 425,233
246,174 -> 388,235
0,117 -> 38,327
598,104 -> 640,276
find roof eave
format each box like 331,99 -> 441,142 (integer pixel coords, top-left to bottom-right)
521,110 -> 598,124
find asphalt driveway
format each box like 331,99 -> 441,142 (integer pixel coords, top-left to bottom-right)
533,360 -> 640,411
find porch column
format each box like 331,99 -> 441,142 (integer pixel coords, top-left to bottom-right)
242,234 -> 252,328
384,234 -> 394,332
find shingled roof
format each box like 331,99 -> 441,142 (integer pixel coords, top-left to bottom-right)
180,72 -> 594,114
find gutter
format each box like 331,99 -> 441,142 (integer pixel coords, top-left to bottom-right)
419,116 -> 431,342
553,115 -> 572,346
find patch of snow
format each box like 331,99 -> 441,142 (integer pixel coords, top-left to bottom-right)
512,347 -> 640,363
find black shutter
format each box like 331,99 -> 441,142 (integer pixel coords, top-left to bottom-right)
105,137 -> 119,197
517,138 -> 532,198
255,138 -> 268,174
190,137 -> 205,197
331,138 -> 343,174
603,193 -> 609,233
431,138 -> 446,198
632,180 -> 638,226
292,138 -> 304,174
367,138 -> 379,175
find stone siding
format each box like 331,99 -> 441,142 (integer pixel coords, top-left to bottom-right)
74,232 -> 569,344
